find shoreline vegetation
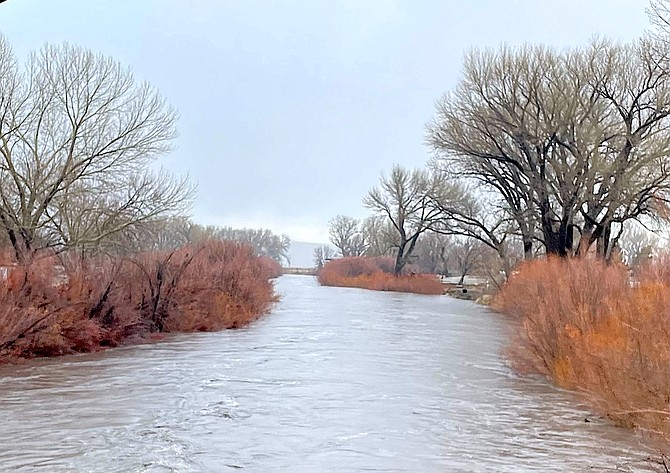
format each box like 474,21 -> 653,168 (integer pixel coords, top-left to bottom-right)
494,258 -> 669,446
0,240 -> 279,362
317,257 -> 445,295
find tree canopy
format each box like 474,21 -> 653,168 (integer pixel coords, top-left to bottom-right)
428,39 -> 670,259
0,37 -> 192,260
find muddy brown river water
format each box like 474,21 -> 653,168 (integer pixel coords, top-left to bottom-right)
0,275 -> 660,472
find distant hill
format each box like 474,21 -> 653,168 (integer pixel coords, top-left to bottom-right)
288,241 -> 327,268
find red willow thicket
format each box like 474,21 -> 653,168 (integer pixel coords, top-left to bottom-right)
0,240 -> 278,360
318,256 -> 444,295
258,256 -> 284,279
495,257 -> 670,441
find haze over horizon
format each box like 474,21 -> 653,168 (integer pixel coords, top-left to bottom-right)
1,0 -> 651,244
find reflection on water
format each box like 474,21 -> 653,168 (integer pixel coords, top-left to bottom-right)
0,275 -> 658,472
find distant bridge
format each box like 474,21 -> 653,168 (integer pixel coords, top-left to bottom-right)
283,267 -> 317,276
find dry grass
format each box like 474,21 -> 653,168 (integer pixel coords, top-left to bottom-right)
495,257 -> 670,441
318,257 -> 444,295
0,240 -> 277,360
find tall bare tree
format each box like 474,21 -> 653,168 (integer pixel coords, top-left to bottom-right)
0,38 -> 191,261
428,40 -> 670,259
573,39 -> 670,257
364,165 -> 463,275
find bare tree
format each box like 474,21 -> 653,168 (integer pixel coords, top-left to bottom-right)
618,223 -> 659,268
573,39 -> 670,258
649,0 -> 670,37
328,215 -> 365,257
411,232 -> 451,275
313,245 -> 335,269
361,215 -> 396,257
429,180 -> 520,277
0,38 -> 191,261
428,40 -> 670,260
364,165 -> 463,275
450,238 -> 486,286
47,171 -> 192,256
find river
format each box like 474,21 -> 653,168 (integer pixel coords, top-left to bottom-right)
0,275 -> 659,472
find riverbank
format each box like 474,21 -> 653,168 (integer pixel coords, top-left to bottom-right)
495,258 -> 670,446
317,257 -> 444,295
0,240 -> 278,361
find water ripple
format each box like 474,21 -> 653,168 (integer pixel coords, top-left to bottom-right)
0,275 -> 659,472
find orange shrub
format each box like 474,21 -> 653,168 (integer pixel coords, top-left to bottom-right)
158,241 -> 277,331
0,255 -> 123,358
318,257 -> 443,295
258,256 -> 283,279
318,256 -> 390,279
495,257 -> 670,439
0,240 -> 278,361
100,240 -> 278,334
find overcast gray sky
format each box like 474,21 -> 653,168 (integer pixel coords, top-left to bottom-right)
0,0 -> 651,243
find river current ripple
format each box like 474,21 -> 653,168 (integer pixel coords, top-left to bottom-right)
0,275 -> 658,472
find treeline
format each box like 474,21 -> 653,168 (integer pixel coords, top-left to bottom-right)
324,3 -> 670,279
140,217 -> 290,266
321,218 -> 506,284
0,36 -> 284,359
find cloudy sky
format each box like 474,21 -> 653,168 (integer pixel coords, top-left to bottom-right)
0,0 -> 651,243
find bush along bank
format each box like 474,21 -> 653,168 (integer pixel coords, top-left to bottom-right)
0,240 -> 278,360
495,257 -> 669,443
317,256 -> 445,295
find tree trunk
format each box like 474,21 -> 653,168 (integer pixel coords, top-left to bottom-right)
5,228 -> 32,264
523,239 -> 533,260
394,243 -> 406,276
394,233 -> 421,276
543,229 -> 565,256
497,245 -> 511,281
576,230 -> 593,256
542,219 -> 572,257
596,222 -> 612,259
576,221 -> 603,257
458,273 -> 466,286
